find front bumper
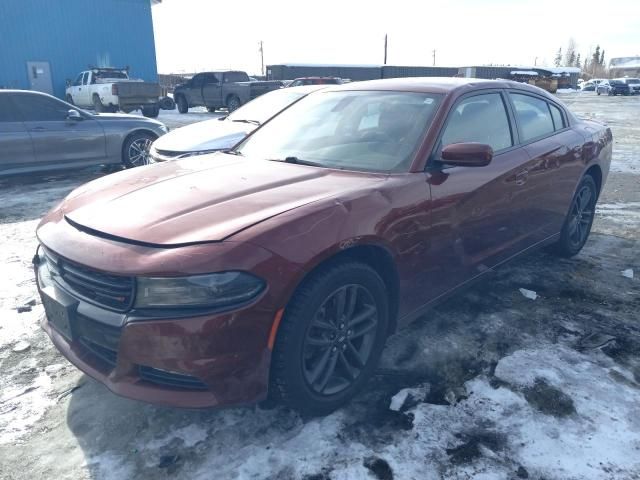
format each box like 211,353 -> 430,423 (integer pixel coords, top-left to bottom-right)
35,249 -> 275,409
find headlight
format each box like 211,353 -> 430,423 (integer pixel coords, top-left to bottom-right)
134,272 -> 265,309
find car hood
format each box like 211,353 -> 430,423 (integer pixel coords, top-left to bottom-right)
152,119 -> 253,153
60,154 -> 380,246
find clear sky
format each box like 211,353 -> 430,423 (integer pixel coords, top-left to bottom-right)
151,0 -> 640,74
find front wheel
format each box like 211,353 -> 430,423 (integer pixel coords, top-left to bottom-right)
122,132 -> 156,168
270,261 -> 389,416
176,95 -> 188,114
66,94 -> 75,105
549,175 -> 597,257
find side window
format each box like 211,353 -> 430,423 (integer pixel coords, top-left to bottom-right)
549,103 -> 565,130
73,73 -> 84,86
82,72 -> 90,85
440,93 -> 513,152
191,74 -> 204,88
14,94 -> 69,121
0,95 -> 17,122
511,93 -> 555,141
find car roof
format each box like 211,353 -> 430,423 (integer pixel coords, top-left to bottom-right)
321,77 -> 546,95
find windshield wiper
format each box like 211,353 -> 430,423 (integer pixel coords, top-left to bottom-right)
231,119 -> 261,125
267,156 -> 323,167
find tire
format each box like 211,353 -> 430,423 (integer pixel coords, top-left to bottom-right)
270,261 -> 389,416
122,132 -> 156,168
226,95 -> 241,112
92,94 -> 104,113
549,175 -> 598,258
159,96 -> 175,110
141,105 -> 160,118
66,94 -> 74,105
176,95 -> 188,114
597,91 -> 601,96
207,106 -> 217,113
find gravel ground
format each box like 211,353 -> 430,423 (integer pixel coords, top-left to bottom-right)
0,94 -> 638,480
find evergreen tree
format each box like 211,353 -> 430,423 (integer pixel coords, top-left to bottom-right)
576,53 -> 581,69
554,48 -> 562,67
600,49 -> 605,66
568,51 -> 576,66
592,45 -> 601,68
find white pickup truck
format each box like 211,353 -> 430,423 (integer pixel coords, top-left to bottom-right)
65,68 -> 162,118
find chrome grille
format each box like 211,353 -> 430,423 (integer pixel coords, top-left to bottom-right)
44,249 -> 135,311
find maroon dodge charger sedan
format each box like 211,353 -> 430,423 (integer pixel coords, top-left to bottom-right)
35,78 -> 611,414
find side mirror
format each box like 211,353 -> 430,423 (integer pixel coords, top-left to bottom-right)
441,142 -> 493,167
67,109 -> 82,121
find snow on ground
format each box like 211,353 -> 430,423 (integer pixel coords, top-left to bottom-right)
0,94 -> 639,480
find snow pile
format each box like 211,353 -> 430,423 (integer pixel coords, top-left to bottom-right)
621,268 -> 634,279
518,288 -> 538,300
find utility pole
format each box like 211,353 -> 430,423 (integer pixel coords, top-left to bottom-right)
259,41 -> 264,77
534,57 -> 538,66
432,49 -> 436,66
383,34 -> 388,65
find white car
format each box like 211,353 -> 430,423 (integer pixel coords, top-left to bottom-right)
149,85 -> 326,162
66,68 -> 161,117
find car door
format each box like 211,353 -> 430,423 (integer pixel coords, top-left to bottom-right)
417,90 -> 532,301
13,92 -> 107,167
0,93 -> 36,174
507,92 -> 585,243
187,74 -> 206,106
202,73 -> 222,108
68,73 -> 84,105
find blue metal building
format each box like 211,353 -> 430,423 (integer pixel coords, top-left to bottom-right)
0,0 -> 160,98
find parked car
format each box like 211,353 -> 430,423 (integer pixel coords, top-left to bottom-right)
65,67 -> 162,117
580,79 -> 606,91
173,71 -> 283,113
149,85 -> 326,162
288,77 -> 343,87
0,90 -> 167,175
35,78 -> 611,414
596,79 -> 632,96
617,77 -> 640,94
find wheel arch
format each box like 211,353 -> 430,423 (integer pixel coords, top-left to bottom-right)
121,129 -> 159,162
281,243 -> 400,336
584,164 -> 603,198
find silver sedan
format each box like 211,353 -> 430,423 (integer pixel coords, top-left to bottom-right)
0,90 -> 168,176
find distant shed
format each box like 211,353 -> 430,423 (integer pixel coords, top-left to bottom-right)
0,0 -> 160,98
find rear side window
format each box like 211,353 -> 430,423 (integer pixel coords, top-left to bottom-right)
0,95 -> 17,122
13,94 -> 69,121
511,93 -> 555,141
549,104 -> 565,130
224,72 -> 250,83
440,93 -> 513,152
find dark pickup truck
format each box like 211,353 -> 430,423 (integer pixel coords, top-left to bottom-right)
173,71 -> 282,113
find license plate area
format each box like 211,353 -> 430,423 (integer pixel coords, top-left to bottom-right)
41,287 -> 77,341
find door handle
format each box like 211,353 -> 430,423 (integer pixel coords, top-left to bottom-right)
515,169 -> 528,186
31,126 -> 46,131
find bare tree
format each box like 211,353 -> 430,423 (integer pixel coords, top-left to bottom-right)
564,38 -> 577,66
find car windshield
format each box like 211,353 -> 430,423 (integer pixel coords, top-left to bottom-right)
227,89 -> 306,124
236,90 -> 443,173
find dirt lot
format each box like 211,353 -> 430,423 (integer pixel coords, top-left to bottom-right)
1,95 -> 639,480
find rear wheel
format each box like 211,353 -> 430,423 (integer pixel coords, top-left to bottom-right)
141,105 -> 160,118
549,175 -> 597,257
176,95 -> 188,114
270,261 -> 389,415
92,94 -> 104,113
207,106 -> 216,113
122,132 -> 156,168
226,95 -> 241,112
